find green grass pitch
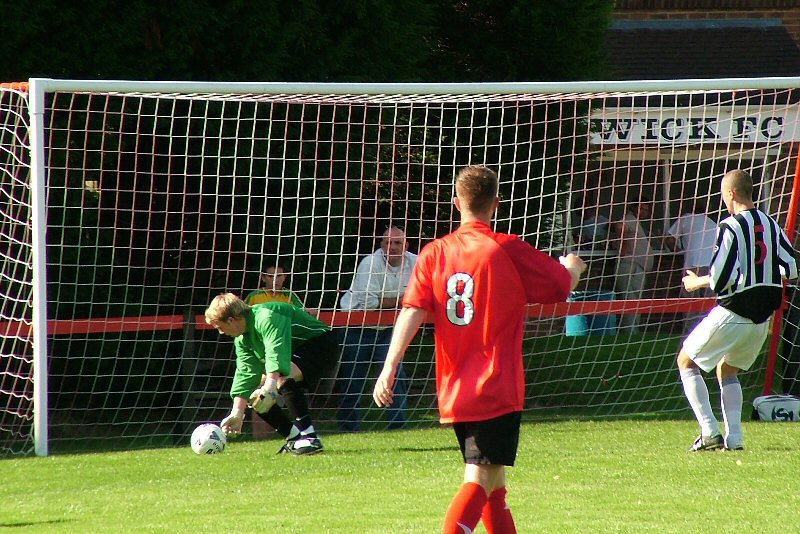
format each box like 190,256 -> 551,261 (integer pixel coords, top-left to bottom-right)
3,419 -> 799,533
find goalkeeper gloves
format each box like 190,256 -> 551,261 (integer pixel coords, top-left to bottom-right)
220,409 -> 244,438
249,378 -> 279,413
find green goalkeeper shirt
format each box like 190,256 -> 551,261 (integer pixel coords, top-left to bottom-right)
229,301 -> 330,399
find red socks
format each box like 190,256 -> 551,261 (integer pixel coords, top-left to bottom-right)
442,483 -> 487,533
482,487 -> 516,534
442,484 -> 517,533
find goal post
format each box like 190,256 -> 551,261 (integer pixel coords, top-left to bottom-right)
2,77 -> 800,456
1,83 -> 37,456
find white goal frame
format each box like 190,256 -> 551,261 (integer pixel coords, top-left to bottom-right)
11,76 -> 800,456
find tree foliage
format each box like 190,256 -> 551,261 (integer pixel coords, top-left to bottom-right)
0,0 -> 436,82
428,0 -> 614,81
0,1 -> 612,82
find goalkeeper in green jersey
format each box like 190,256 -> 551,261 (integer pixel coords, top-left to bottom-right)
204,293 -> 339,455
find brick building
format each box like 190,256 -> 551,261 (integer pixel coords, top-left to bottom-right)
609,0 -> 800,78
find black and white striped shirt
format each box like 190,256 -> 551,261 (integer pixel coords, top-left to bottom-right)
709,208 -> 798,324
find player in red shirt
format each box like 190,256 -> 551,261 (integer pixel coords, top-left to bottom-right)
373,165 -> 586,534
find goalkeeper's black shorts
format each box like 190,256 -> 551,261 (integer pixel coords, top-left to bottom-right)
293,330 -> 340,390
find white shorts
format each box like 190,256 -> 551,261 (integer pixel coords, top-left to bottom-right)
682,306 -> 771,373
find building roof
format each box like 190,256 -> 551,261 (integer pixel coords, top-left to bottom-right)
606,19 -> 800,80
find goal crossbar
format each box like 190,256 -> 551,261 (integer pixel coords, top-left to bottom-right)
29,76 -> 800,95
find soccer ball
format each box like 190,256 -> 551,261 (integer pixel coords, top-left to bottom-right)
190,423 -> 227,455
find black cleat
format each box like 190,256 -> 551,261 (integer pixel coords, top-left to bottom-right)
277,436 -> 299,454
286,436 -> 324,455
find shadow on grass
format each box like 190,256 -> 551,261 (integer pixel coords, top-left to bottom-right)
397,446 -> 460,453
0,519 -> 75,528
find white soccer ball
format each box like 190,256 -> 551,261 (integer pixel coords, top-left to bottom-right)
190,423 -> 227,455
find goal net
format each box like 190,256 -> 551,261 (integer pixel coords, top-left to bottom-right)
2,78 -> 799,455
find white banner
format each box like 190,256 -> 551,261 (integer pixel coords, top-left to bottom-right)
589,107 -> 800,145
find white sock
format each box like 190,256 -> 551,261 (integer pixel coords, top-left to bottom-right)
680,368 -> 720,437
720,376 -> 743,447
300,424 -> 316,436
287,425 -> 300,441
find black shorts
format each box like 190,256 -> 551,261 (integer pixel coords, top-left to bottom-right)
292,330 -> 340,390
453,411 -> 522,467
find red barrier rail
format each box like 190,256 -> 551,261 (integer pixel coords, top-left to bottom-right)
1,297 -> 716,337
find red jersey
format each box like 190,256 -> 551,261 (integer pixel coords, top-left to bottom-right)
403,221 -> 572,423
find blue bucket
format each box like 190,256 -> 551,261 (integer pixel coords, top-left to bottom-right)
565,290 -> 617,336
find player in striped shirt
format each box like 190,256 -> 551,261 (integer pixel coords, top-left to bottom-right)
678,169 -> 798,452
373,165 -> 586,534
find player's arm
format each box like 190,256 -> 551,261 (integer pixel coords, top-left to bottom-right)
373,306 -> 427,407
254,311 -> 293,377
707,223 -> 738,294
221,396 -> 249,437
222,348 -> 262,437
249,369 -> 282,412
682,270 -> 711,292
558,253 -> 587,291
248,313 -> 293,409
777,227 -> 799,281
